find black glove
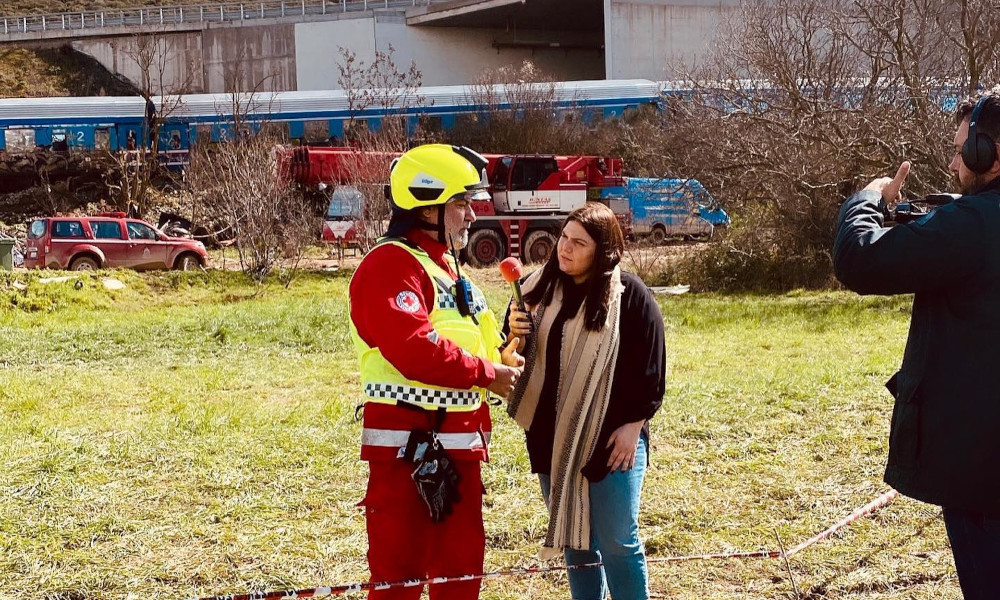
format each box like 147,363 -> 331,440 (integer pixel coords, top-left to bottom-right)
402,431 -> 462,522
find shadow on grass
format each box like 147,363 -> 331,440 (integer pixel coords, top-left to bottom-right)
798,510 -> 946,599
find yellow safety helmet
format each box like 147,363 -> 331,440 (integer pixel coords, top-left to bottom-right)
389,144 -> 490,211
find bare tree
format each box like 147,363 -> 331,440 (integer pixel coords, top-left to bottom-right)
188,134 -> 317,280
186,55 -> 318,281
330,45 -> 425,252
104,29 -> 194,219
652,0 -> 1000,291
336,44 -> 424,143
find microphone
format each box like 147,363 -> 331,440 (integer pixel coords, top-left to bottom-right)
499,257 -> 527,312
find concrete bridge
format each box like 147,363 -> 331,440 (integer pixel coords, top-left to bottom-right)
0,0 -> 738,94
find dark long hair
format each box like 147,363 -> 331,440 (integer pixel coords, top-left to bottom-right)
523,202 -> 625,331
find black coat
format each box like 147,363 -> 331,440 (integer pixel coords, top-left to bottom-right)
503,271 -> 666,482
833,181 -> 1000,512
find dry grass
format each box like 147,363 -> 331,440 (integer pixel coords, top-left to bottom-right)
0,269 -> 960,599
0,1 -> 192,16
0,47 -> 138,98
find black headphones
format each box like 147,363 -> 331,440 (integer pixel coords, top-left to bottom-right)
962,94 -> 998,174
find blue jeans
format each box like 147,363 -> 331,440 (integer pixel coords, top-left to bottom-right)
942,507 -> 1000,600
538,434 -> 649,600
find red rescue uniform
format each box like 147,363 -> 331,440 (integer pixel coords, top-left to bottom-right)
350,229 -> 496,600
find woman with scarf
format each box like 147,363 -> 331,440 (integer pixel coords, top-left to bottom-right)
505,202 -> 666,600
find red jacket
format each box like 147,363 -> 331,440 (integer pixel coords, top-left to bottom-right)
350,229 -> 495,461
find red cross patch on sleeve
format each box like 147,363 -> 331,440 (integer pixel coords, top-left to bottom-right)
395,290 -> 422,313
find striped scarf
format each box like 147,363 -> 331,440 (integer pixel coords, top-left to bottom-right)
507,266 -> 623,558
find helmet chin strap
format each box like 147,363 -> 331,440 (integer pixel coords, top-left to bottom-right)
413,205 -> 447,244
437,205 -> 446,245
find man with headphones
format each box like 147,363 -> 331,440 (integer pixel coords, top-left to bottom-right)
833,90 -> 1000,599
349,144 -> 524,600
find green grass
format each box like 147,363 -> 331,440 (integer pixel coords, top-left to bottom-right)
0,269 -> 959,599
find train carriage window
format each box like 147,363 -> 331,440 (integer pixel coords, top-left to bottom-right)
379,116 -> 404,137
259,121 -> 289,141
304,120 -> 329,143
344,119 -> 368,142
51,132 -> 69,152
455,114 -> 479,128
5,129 -> 36,152
196,125 -> 212,145
95,129 -> 110,151
418,115 -> 443,133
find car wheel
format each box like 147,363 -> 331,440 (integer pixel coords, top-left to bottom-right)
523,230 -> 557,264
175,253 -> 200,271
70,255 -> 99,271
466,229 -> 505,268
650,226 -> 667,245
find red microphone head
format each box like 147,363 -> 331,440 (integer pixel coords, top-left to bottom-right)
499,257 -> 523,283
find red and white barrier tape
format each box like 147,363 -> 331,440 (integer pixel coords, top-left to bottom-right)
785,488 -> 899,557
186,488 -> 899,600
185,562 -> 604,600
647,549 -> 781,563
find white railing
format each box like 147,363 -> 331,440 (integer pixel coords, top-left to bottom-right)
0,0 -> 434,36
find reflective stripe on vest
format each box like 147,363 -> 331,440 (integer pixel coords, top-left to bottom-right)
365,382 -> 480,408
362,428 -> 492,451
432,275 -> 489,314
350,239 -> 504,413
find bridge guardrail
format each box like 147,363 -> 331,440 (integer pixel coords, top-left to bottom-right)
0,0 -> 433,37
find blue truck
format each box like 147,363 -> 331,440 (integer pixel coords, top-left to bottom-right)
601,177 -> 729,243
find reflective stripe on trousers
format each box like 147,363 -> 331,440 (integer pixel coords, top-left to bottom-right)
362,428 -> 491,451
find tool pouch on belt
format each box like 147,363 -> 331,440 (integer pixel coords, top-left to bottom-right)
401,430 -> 462,523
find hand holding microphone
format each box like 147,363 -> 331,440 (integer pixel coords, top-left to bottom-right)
500,258 -> 532,349
499,257 -> 527,311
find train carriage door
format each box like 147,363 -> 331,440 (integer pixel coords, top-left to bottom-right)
119,127 -> 141,151
158,126 -> 188,169
50,130 -> 69,152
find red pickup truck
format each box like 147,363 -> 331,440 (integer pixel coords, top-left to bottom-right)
24,213 -> 209,271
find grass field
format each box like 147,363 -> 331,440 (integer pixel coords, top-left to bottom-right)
0,268 -> 959,599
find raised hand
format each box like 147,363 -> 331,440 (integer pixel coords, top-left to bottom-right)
864,161 -> 911,203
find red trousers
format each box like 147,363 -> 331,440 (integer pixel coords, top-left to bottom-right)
363,458 -> 486,600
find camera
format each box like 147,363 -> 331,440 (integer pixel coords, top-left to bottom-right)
887,193 -> 959,224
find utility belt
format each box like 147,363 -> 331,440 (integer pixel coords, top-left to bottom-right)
396,404 -> 465,523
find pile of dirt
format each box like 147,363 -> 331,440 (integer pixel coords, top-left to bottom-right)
0,46 -> 138,98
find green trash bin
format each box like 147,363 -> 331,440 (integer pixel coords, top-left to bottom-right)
0,237 -> 14,271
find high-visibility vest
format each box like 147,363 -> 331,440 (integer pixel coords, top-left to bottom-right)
350,238 -> 504,413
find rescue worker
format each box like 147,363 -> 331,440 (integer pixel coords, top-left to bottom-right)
349,144 -> 524,600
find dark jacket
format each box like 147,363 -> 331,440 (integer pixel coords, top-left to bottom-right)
833,181 -> 1000,512
504,271 -> 666,482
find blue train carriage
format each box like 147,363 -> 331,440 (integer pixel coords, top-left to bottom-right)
0,78 -> 664,157
0,95 -> 147,153
190,78 -> 665,143
602,176 -> 729,243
